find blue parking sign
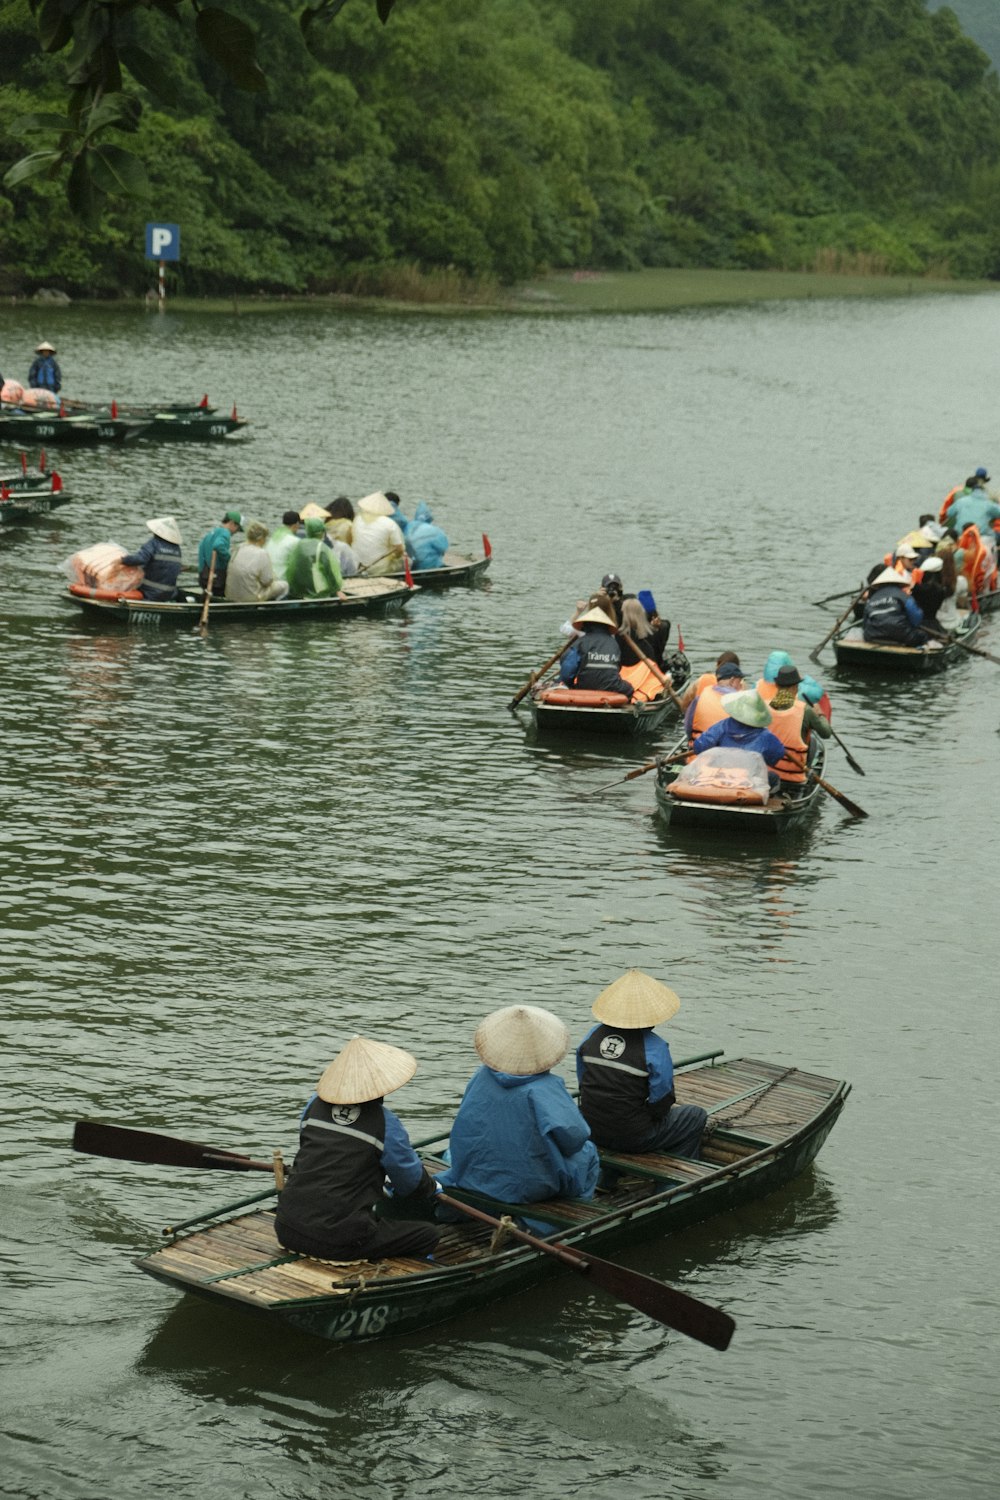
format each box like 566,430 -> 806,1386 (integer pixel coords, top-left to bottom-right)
145,223 -> 180,261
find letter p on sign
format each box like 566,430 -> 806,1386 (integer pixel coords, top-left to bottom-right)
145,223 -> 180,262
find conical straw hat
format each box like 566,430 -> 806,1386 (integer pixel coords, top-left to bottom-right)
146,515 -> 181,545
299,502 -> 330,521
474,1005 -> 569,1075
357,491 -> 395,517
572,606 -> 618,631
317,1036 -> 417,1104
592,969 -> 681,1028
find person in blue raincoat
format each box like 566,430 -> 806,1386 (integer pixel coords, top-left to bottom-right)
28,341 -> 61,393
437,1004 -> 599,1228
691,688 -> 787,793
405,501 -> 449,570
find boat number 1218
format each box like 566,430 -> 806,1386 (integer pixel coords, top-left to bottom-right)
325,1303 -> 392,1340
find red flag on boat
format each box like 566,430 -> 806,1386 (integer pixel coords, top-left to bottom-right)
52,472 -> 63,493
677,626 -> 686,652
111,400 -> 118,418
482,532 -> 492,558
231,403 -> 238,421
1,485 -> 9,500
199,394 -> 209,408
403,553 -> 414,588
58,402 -> 65,417
19,451 -> 27,474
39,449 -> 47,472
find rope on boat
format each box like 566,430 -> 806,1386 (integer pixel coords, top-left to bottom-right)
489,1214 -> 518,1253
710,1065 -> 797,1130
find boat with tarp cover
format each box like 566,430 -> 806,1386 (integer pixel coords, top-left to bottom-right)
655,738 -> 826,835
133,1052 -> 848,1344
832,610 -> 981,673
65,575 -> 415,626
528,652 -> 691,739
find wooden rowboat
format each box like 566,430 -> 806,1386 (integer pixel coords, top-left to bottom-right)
0,469 -> 70,523
134,1052 -> 849,1344
528,654 -> 691,739
386,542 -> 492,589
655,739 -> 826,835
832,610 -> 981,672
65,575 -> 415,626
0,408 -> 247,445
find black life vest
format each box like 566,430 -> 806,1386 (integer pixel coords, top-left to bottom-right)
578,1025 -> 658,1149
276,1096 -> 386,1239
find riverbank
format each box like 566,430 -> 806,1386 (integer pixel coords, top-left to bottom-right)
5,266 -> 998,321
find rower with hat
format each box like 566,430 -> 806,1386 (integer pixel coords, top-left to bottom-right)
274,1036 -> 441,1263
197,510 -> 244,596
559,605 -> 635,699
437,1005 -> 599,1228
862,567 -> 928,646
28,341 -> 61,394
120,516 -> 184,601
576,969 -> 707,1161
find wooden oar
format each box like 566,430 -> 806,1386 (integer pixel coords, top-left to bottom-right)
811,585 -> 865,608
809,587 -> 867,663
356,544 -> 406,576
73,1120 -> 274,1173
924,623 -> 1000,666
828,727 -> 865,776
436,1192 -> 734,1351
585,755 -> 690,796
807,771 -> 868,819
197,550 -> 216,635
508,638 -> 574,711
619,632 -> 686,713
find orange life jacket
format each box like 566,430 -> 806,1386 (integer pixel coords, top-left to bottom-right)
756,678 -> 778,703
767,698 -> 809,784
690,684 -> 734,736
939,486 -> 962,527
619,660 -> 664,703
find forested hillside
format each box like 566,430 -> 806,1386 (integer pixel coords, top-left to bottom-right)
3,0 -> 1000,296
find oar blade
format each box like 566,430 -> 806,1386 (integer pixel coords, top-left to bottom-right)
578,1251 -> 735,1351
72,1120 -> 269,1173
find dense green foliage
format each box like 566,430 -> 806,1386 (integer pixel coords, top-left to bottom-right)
930,2 -> 1000,69
4,0 -> 1000,294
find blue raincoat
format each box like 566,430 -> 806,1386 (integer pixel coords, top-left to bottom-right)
406,501 -> 449,570
437,1066 -> 599,1207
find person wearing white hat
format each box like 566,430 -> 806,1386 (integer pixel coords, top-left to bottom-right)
909,552 -> 954,630
576,970 -> 707,1160
350,491 -> 406,576
120,517 -> 184,601
862,568 -> 928,646
558,606 -> 635,699
275,1036 -> 441,1263
28,341 -> 61,394
437,1005 -> 599,1226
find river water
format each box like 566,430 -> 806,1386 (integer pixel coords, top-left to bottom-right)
1,291 -> 997,1500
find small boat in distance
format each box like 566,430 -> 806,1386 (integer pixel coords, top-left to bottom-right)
0,401 -> 247,445
127,1051 -> 848,1345
386,537 -> 493,589
0,456 -> 70,523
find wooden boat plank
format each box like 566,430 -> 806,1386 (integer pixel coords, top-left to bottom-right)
596,1150 -> 718,1184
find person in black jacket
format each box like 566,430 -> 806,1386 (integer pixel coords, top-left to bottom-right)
275,1036 -> 440,1262
559,606 -> 634,698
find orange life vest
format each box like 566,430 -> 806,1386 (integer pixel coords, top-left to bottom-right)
939,486 -> 962,527
767,698 -> 809,784
619,660 -> 664,703
690,684 -> 734,736
756,678 -> 778,703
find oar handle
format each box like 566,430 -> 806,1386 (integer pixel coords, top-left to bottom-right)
508,638 -> 573,710
198,549 -> 217,632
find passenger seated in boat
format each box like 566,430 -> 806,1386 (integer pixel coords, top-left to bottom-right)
684,659 -> 745,737
909,553 -> 954,630
404,500 -> 449,570
351,491 -> 406,576
862,568 -> 928,645
120,516 -> 184,601
437,1005 -> 599,1226
559,606 -> 634,699
265,510 -> 303,583
691,689 -> 787,794
599,572 -> 625,624
197,510 -> 244,596
755,650 -> 793,704
321,497 -> 360,577
766,664 -> 831,792
637,589 -> 671,667
679,651 -> 742,711
944,478 -> 1000,539
225,521 -> 290,603
287,516 -> 344,599
617,597 -> 668,700
275,1037 -> 441,1263
576,970 -> 707,1161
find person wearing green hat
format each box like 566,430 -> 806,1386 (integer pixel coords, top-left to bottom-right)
691,688 -> 788,795
197,510 -> 244,596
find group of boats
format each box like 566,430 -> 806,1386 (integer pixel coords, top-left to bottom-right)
0,395 -> 247,444
0,452 -> 70,524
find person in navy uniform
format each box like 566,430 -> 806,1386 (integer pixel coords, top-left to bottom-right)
275,1036 -> 440,1262
577,969 -> 707,1159
120,516 -> 184,601
559,605 -> 635,698
28,341 -> 61,393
